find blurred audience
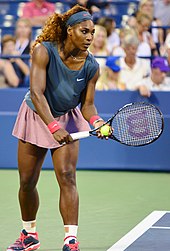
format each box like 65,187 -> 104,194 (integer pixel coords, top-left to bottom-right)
96,56 -> 125,90
112,28 -> 136,57
119,33 -> 151,90
70,0 -> 100,14
1,35 -> 30,87
15,18 -> 32,55
0,59 -> 19,88
21,0 -> 55,26
135,12 -> 158,56
154,0 -> 170,27
139,0 -> 163,54
89,24 -> 109,74
97,17 -> 120,55
165,42 -> 170,77
137,57 -> 170,96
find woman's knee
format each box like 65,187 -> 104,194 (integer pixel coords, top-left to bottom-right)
19,175 -> 37,192
58,168 -> 76,187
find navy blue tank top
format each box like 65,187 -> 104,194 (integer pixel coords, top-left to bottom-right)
25,41 -> 99,117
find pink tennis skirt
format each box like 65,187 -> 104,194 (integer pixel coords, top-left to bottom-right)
12,100 -> 91,149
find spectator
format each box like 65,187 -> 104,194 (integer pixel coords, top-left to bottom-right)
139,0 -> 164,54
135,12 -> 158,56
88,24 -> 109,74
159,38 -> 170,76
21,0 -> 55,27
112,28 -> 136,57
0,59 -> 19,88
96,56 -> 125,90
154,0 -> 170,26
1,35 -> 30,87
165,42 -> 170,76
137,57 -> 170,96
119,33 -> 151,90
97,17 -> 120,55
15,18 -> 32,55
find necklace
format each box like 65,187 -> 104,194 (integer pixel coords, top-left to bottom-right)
60,43 -> 86,61
70,54 -> 77,60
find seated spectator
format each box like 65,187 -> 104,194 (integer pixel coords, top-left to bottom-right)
96,56 -> 125,90
97,17 -> 120,55
112,28 -> 136,57
137,57 -> 170,96
1,35 -> 30,88
119,33 -> 151,90
128,11 -> 158,56
160,37 -> 170,76
88,25 -> 109,74
15,18 -> 32,55
21,0 -> 55,27
0,59 -> 19,88
139,0 -> 164,54
128,0 -> 163,54
165,42 -> 170,77
154,0 -> 170,27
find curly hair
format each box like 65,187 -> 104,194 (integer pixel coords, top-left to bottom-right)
31,5 -> 88,54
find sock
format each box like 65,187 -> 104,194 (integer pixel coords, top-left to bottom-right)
22,220 -> 36,233
64,225 -> 78,244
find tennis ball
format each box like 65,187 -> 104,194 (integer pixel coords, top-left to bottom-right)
100,125 -> 110,136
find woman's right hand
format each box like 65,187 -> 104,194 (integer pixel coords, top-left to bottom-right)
53,128 -> 73,145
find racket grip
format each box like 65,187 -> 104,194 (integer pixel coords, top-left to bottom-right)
70,131 -> 90,140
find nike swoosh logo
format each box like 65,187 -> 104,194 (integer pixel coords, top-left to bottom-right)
77,78 -> 84,82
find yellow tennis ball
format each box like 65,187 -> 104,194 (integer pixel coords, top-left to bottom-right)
100,125 -> 110,136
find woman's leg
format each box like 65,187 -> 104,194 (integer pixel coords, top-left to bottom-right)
51,141 -> 79,225
18,140 -> 48,221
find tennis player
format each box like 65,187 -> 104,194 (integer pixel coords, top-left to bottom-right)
7,4 -> 106,251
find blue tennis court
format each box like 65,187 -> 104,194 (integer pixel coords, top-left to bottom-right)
108,211 -> 170,251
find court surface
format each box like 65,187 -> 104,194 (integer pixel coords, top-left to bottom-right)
1,170 -> 170,251
108,211 -> 170,251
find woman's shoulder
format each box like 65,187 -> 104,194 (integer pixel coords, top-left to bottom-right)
86,51 -> 99,66
41,41 -> 56,49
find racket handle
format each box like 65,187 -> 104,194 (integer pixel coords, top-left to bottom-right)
70,131 -> 90,140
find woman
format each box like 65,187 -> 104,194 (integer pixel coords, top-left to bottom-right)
88,24 -> 109,74
15,18 -> 32,55
7,5 -> 107,251
1,35 -> 30,87
119,33 -> 151,90
0,59 -> 19,88
96,56 -> 125,90
135,0 -> 163,55
136,11 -> 158,56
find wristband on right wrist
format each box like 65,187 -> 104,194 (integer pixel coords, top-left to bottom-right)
93,118 -> 104,125
47,120 -> 61,134
89,115 -> 103,126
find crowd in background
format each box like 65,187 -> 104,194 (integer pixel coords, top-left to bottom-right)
0,0 -> 170,97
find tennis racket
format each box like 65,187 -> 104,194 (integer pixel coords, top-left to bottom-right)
70,102 -> 164,147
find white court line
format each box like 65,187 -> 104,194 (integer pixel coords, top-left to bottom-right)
151,226 -> 170,229
107,211 -> 170,251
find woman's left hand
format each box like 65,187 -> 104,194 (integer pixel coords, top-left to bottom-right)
94,121 -> 112,139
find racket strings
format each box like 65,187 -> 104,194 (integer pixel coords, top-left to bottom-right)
112,104 -> 163,146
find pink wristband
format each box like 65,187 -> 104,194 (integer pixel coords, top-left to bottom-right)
47,121 -> 61,134
89,115 -> 101,126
